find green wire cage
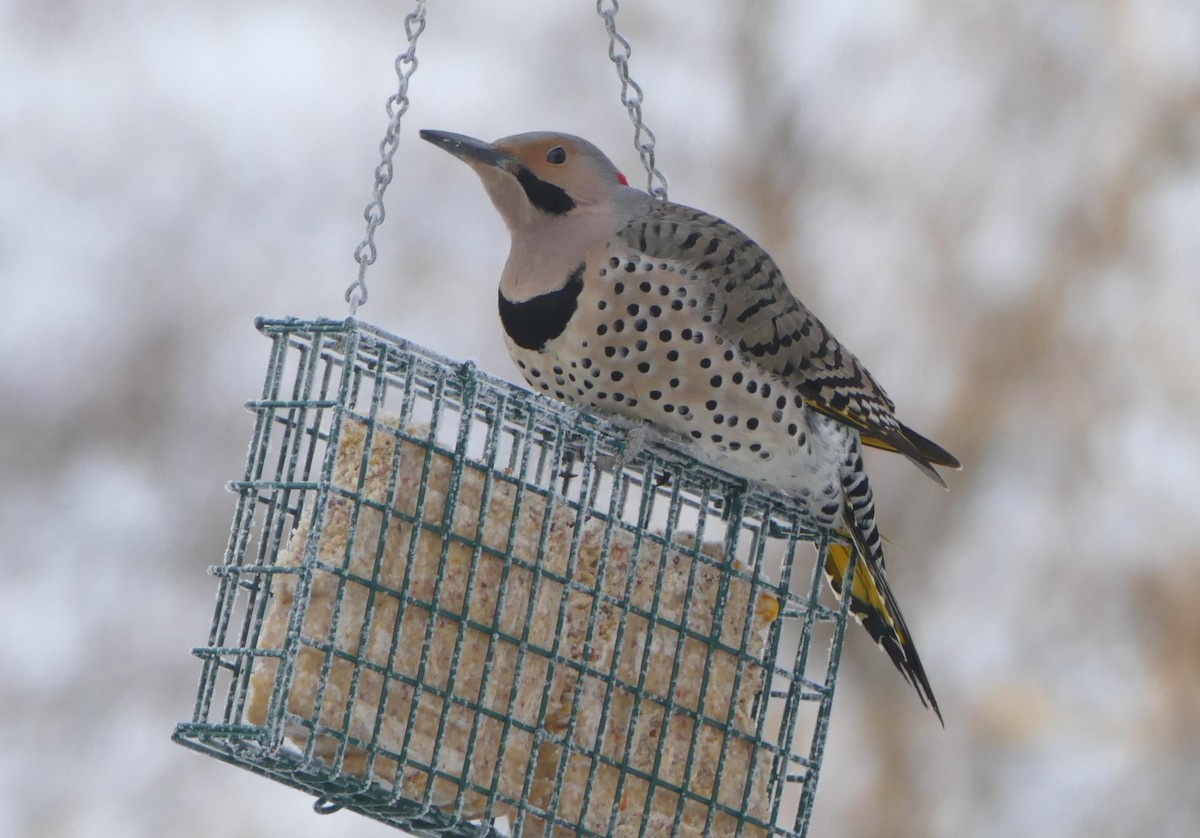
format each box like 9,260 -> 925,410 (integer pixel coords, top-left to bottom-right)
173,316 -> 857,836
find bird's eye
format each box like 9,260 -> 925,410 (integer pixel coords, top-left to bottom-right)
545,146 -> 567,164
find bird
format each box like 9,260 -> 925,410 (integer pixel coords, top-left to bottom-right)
419,128 -> 959,721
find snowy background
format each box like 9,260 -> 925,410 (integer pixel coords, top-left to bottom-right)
3,1 -> 1199,836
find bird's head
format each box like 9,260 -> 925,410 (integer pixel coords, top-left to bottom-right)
420,129 -> 636,233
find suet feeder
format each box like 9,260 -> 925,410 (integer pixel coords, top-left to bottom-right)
173,4 -> 857,836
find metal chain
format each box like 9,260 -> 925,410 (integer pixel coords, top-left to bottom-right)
347,0 -> 429,315
596,0 -> 669,200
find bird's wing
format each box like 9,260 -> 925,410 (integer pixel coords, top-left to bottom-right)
615,202 -> 959,484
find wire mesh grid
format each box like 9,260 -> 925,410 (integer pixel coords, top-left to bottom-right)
173,317 -> 858,837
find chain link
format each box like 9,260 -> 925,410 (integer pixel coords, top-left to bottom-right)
596,0 -> 669,201
347,0 -> 429,315
347,0 -> 664,313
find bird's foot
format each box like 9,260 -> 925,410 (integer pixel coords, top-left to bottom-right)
593,421 -> 660,476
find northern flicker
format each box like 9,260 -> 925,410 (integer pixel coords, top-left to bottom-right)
420,128 -> 959,721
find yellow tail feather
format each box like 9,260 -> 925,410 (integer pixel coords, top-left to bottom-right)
824,539 -> 942,724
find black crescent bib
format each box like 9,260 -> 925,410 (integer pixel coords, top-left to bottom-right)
498,263 -> 585,351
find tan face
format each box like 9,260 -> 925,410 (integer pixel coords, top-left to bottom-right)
491,134 -> 628,207
421,128 -> 630,233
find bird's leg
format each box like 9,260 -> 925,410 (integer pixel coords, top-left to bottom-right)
590,420 -> 661,476
619,422 -> 657,464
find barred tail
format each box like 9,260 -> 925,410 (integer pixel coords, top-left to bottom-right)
828,442 -> 943,723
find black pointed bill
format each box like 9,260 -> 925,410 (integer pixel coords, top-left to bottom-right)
421,128 -> 576,215
419,129 -> 516,172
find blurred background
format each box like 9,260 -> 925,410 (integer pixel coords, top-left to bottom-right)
3,1 -> 1198,836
